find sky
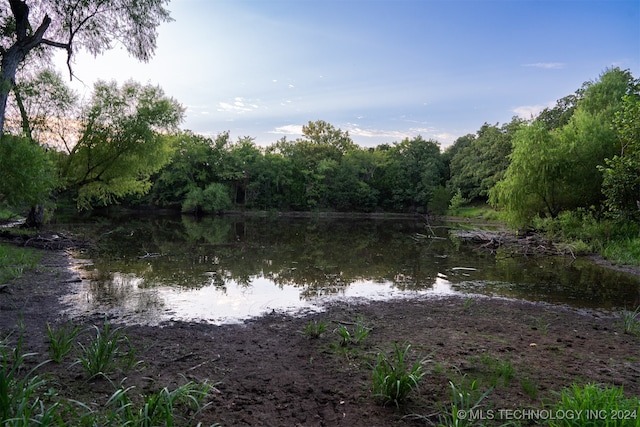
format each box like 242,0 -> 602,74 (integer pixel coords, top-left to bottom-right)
59,0 -> 640,150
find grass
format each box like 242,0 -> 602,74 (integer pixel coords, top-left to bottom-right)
333,316 -> 371,347
602,237 -> 640,266
549,383 -> 640,427
75,319 -> 137,379
46,322 -> 81,363
0,243 -> 40,283
479,355 -> 515,387
103,380 -> 215,426
448,203 -> 503,221
437,379 -> 493,427
2,321 -> 216,426
620,306 -> 640,336
0,328 -> 59,425
300,320 -> 328,338
371,343 -> 427,406
520,376 -> 538,399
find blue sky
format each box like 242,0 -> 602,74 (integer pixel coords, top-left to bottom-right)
62,0 -> 640,149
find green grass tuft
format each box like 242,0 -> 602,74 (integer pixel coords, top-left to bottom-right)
371,343 -> 426,406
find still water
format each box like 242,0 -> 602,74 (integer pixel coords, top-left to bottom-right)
57,214 -> 640,325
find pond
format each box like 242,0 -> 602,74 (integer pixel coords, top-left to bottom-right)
56,214 -> 640,325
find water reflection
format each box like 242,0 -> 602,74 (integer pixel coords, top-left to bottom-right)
58,215 -> 640,325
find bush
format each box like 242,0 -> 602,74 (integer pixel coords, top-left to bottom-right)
182,183 -> 232,214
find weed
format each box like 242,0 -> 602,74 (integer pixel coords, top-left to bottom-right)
334,324 -> 352,347
550,383 -> 640,427
300,320 -> 328,338
520,376 -> 538,399
533,316 -> 550,335
463,297 -> 474,310
620,306 -> 640,336
352,316 -> 371,344
105,380 -> 215,426
371,342 -> 426,406
480,355 -> 515,387
75,319 -> 132,379
0,243 -> 39,283
439,379 -> 492,427
46,322 -> 81,363
333,317 -> 371,346
0,329 -> 60,424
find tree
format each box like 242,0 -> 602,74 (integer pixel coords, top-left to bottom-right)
0,0 -> 171,138
0,134 -> 56,208
5,68 -> 77,145
375,136 -> 444,212
60,80 -> 183,209
600,94 -> 640,219
447,119 -> 522,202
151,131 -> 228,209
490,68 -> 636,227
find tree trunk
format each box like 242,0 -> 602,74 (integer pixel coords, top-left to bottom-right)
24,204 -> 45,229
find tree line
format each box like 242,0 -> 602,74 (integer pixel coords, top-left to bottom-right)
0,67 -> 638,229
0,2 -> 637,229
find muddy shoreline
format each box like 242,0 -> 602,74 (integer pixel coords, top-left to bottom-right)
1,248 -> 639,426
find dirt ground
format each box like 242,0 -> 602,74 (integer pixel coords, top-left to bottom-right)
1,248 -> 639,426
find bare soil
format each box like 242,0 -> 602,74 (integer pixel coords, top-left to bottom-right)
1,248 -> 639,426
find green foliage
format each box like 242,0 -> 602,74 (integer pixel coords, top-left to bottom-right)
600,94 -> 640,220
181,183 -> 232,214
448,189 -> 467,213
490,121 -> 569,226
437,379 -> 492,427
333,317 -> 371,346
371,343 -> 426,406
0,243 -> 39,283
300,320 -> 328,338
448,119 -> 522,202
492,68 -> 635,227
152,131 -> 228,208
60,80 -> 182,210
104,381 -> 214,427
549,383 -> 639,427
602,237 -> 640,266
619,307 -> 640,335
0,329 -> 60,425
0,135 -> 58,209
76,319 -> 134,379
46,323 -> 81,363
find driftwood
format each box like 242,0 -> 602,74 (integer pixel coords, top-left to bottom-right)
449,229 -> 575,257
0,230 -> 88,250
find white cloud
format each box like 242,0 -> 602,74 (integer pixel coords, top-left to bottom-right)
270,124 -> 303,135
522,62 -> 566,69
217,97 -> 259,114
513,101 -> 555,119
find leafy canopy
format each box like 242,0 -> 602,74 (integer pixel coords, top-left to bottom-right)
61,80 -> 184,209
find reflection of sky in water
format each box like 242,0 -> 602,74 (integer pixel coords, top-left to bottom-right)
62,269 -> 460,326
58,217 -> 640,325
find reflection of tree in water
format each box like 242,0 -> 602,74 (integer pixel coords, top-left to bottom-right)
69,215 -> 640,311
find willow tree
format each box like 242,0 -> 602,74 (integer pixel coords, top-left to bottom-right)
61,80 -> 184,209
0,0 -> 171,139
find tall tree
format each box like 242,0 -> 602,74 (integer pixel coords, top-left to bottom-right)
0,0 -> 171,138
61,80 -> 183,209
